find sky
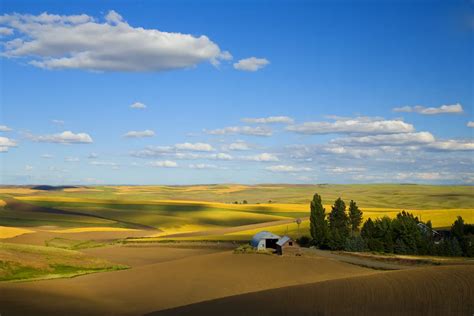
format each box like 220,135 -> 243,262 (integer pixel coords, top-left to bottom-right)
0,0 -> 473,185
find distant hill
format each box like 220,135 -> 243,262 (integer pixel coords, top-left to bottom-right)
31,185 -> 78,191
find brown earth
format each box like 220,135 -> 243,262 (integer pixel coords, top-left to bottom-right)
151,265 -> 474,316
0,245 -> 380,316
3,229 -> 154,246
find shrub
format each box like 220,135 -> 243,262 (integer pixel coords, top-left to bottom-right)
344,236 -> 367,252
296,235 -> 311,247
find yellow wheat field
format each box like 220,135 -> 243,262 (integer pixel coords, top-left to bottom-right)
46,227 -> 141,233
0,226 -> 34,239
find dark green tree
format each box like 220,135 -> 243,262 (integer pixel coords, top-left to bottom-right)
374,216 -> 394,253
391,211 -> 422,254
361,218 -> 375,239
451,216 -> 469,256
328,198 -> 350,250
309,193 -> 328,247
348,200 -> 363,236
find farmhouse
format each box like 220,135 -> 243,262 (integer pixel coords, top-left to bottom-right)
251,231 -> 295,255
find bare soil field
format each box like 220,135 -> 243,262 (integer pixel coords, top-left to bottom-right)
3,228 -> 153,246
151,265 -> 474,316
0,245 -> 380,316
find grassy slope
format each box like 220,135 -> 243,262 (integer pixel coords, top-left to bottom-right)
0,242 -> 127,282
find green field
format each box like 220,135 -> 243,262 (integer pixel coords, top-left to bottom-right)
0,242 -> 127,282
0,184 -> 472,236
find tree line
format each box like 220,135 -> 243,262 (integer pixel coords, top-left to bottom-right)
307,193 -> 473,257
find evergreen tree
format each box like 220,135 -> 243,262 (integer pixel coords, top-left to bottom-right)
328,198 -> 350,250
329,198 -> 349,236
376,216 -> 394,253
391,211 -> 422,254
348,200 -> 363,236
451,216 -> 469,256
309,193 -> 328,247
361,218 -> 375,240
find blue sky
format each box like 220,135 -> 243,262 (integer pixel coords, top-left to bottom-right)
0,0 -> 473,185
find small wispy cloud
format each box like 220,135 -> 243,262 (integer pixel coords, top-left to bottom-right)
174,142 -> 215,152
124,130 -> 155,138
242,116 -> 293,124
265,165 -> 312,172
29,131 -> 93,144
90,161 -> 119,167
130,102 -> 147,109
234,57 -> 270,72
286,117 -> 414,135
393,103 -> 463,115
0,125 -> 12,132
65,157 -> 80,162
242,153 -> 279,162
188,163 -> 219,169
222,140 -> 252,151
0,136 -> 17,152
207,126 -> 272,137
52,119 -> 65,125
147,160 -> 178,168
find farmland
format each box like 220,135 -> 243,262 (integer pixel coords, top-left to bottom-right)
0,184 -> 473,315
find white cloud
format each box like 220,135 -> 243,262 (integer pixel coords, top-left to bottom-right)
326,146 -> 380,158
30,131 -> 93,144
188,163 -> 218,169
65,157 -> 80,162
0,136 -> 17,152
467,121 -> 474,128
265,165 -> 312,173
393,172 -> 457,181
223,140 -> 252,151
0,125 -> 12,132
242,153 -> 279,162
133,143 -> 215,156
393,103 -> 463,115
427,140 -> 474,151
213,153 -> 233,160
0,26 -> 13,36
41,154 -> 53,159
52,119 -> 65,125
90,161 -> 118,167
286,117 -> 414,135
1,11 -> 232,72
207,126 -> 272,136
334,132 -> 435,146
88,152 -> 98,159
25,165 -> 33,171
124,129 -> 155,138
326,167 -> 366,174
147,160 -> 178,168
242,116 -> 293,124
130,102 -> 146,109
233,57 -> 270,72
174,142 -> 215,152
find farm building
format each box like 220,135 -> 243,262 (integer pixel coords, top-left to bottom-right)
251,231 -> 281,251
251,231 -> 296,255
276,235 -> 295,255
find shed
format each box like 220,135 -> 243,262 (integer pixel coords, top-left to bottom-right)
276,236 -> 295,255
251,231 -> 281,251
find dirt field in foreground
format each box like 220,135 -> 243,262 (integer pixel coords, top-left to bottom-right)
0,245 -> 379,316
152,265 -> 474,316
